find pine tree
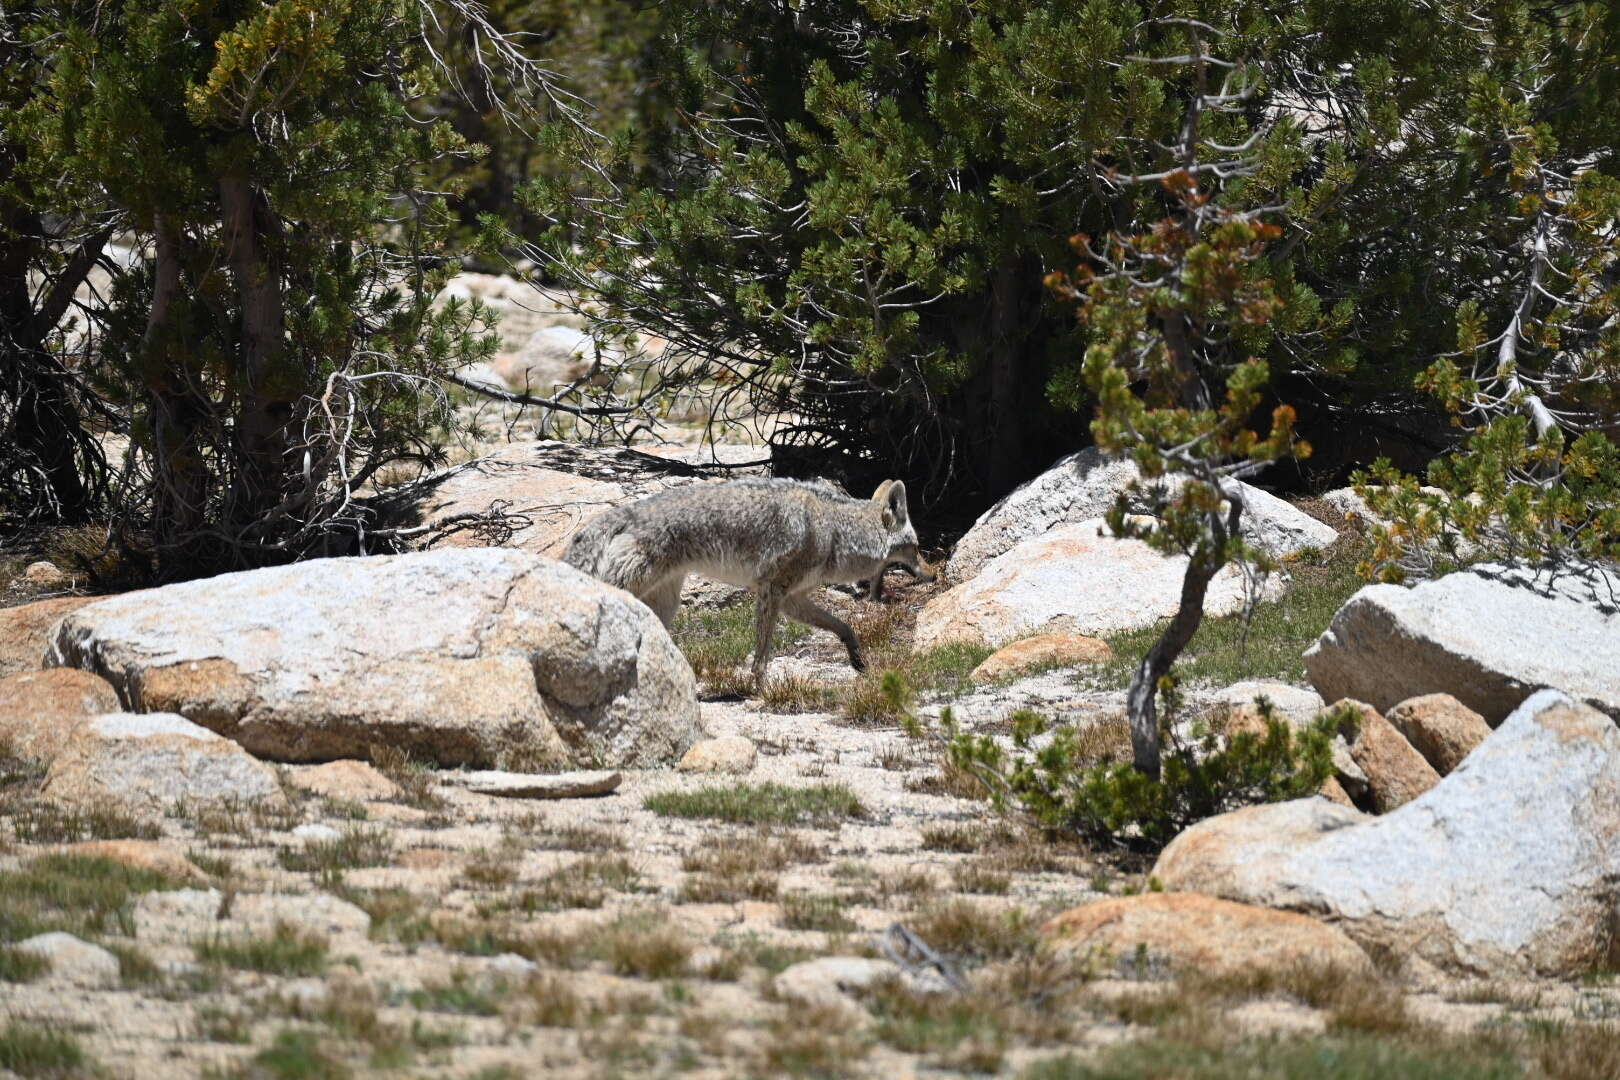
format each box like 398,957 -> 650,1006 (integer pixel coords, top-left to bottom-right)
18,0 -> 554,570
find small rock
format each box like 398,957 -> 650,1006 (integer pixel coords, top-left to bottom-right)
15,932 -> 120,988
0,667 -> 121,764
285,760 -> 401,801
291,824 -> 342,843
277,977 -> 331,1011
1334,699 -> 1440,812
1043,893 -> 1373,979
0,595 -> 95,678
773,957 -> 907,1020
1207,681 -> 1324,727
488,953 -> 540,980
23,561 -> 69,589
445,769 -> 621,799
969,634 -> 1113,683
55,840 -> 210,884
42,712 -> 287,813
1385,694 -> 1491,775
677,737 -> 758,774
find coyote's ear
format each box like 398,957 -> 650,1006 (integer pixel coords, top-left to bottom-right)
873,479 -> 908,530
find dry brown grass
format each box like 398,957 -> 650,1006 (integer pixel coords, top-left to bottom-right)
759,674 -> 838,713
850,603 -> 909,653
514,973 -> 583,1028
369,744 -> 446,811
779,892 -> 857,932
499,854 -> 643,913
951,858 -> 1013,895
1093,963 -> 1413,1036
679,830 -> 823,903
903,900 -> 1039,966
754,1003 -> 871,1076
539,823 -> 628,852
904,758 -> 993,800
1523,1020 -> 1620,1080
831,863 -> 940,910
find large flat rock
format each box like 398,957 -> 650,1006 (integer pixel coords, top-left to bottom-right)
1304,562 -> 1619,724
1153,691 -> 1620,977
916,519 -> 1285,650
947,449 -> 1337,582
46,549 -> 702,769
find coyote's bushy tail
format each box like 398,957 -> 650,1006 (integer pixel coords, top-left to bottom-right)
562,506 -> 662,594
562,507 -> 629,579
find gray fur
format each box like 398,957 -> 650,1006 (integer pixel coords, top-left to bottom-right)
563,477 -> 933,687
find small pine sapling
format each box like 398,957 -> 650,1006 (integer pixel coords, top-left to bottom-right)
1047,20 -> 1311,778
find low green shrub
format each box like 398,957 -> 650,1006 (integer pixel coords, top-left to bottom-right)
947,698 -> 1336,851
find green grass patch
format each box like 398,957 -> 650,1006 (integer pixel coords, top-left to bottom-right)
1095,541 -> 1365,688
842,641 -> 995,725
228,1028 -> 351,1080
673,604 -> 808,691
0,853 -> 181,941
195,922 -> 328,976
408,971 -> 504,1017
276,825 -> 395,874
643,782 -> 864,827
1022,1033 -> 1521,1080
0,1022 -> 92,1079
0,945 -> 49,983
7,800 -> 162,845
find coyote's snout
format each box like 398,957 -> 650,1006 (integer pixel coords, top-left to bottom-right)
563,477 -> 932,687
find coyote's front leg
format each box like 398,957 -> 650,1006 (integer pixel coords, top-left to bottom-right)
784,593 -> 865,673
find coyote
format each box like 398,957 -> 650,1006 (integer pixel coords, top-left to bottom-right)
563,477 -> 934,686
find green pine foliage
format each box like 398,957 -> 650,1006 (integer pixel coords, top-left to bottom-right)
946,700 -> 1335,852
8,0 -> 519,569
1354,6 -> 1620,579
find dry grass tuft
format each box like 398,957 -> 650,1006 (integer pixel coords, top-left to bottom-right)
755,1004 -> 871,1076
501,854 -> 643,912
680,830 -> 822,903
903,900 -> 1039,966
760,674 -> 838,713
370,744 -> 446,811
779,892 -> 857,932
539,823 -> 628,852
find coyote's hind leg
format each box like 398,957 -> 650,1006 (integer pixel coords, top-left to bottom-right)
751,583 -> 785,689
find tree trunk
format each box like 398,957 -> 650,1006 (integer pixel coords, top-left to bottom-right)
219,174 -> 294,533
986,256 -> 1026,496
145,213 -> 208,562
0,183 -> 102,521
1125,495 -> 1243,778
